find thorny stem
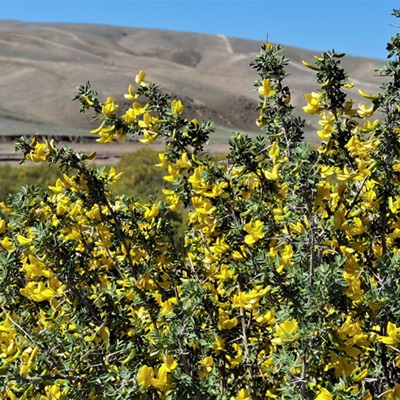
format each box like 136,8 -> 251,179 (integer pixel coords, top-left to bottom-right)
238,280 -> 256,398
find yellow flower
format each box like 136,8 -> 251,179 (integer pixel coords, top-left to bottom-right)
1,237 -> 14,252
316,388 -> 333,400
137,365 -> 154,389
271,319 -> 300,345
171,99 -> 184,115
317,126 -> 333,140
162,189 -> 182,211
214,264 -> 234,281
41,383 -> 68,400
98,325 -> 110,343
139,130 -> 158,145
0,219 -> 6,233
386,384 -> 400,400
17,234 -> 33,246
23,254 -> 52,278
254,309 -> 275,326
210,237 -> 230,255
303,92 -> 323,114
357,104 -> 374,118
90,121 -> 116,143
218,309 -> 238,330
259,78 -> 276,97
199,356 -> 213,378
350,367 -> 368,382
231,388 -> 251,400
151,365 -> 169,389
123,102 -> 149,124
378,321 -> 400,346
160,297 -> 177,316
264,164 -> 280,181
163,354 -> 178,372
226,343 -> 242,369
143,204 -> 159,220
82,94 -> 94,105
19,346 -> 39,377
175,152 -> 192,169
20,281 -> 57,302
122,108 -> 137,124
212,336 -> 225,354
107,166 -> 123,184
268,141 -> 280,164
138,112 -> 160,131
124,84 -> 136,101
243,220 -> 265,246
102,96 -> 118,117
135,69 -> 147,86
26,142 -> 52,163
358,88 -> 377,100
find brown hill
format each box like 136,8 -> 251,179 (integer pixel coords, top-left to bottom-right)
0,20 -> 387,145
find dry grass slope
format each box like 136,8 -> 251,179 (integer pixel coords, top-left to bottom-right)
0,20 -> 385,148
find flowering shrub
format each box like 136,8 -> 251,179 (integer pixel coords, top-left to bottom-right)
2,10 -> 400,400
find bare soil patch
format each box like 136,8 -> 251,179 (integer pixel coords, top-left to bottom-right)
0,137 -> 230,165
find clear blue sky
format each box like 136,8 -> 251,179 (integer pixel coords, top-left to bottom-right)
1,0 -> 398,60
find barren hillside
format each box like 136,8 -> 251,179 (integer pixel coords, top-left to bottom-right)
0,20 -> 386,145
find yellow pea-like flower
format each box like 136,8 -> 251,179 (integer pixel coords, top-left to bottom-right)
137,365 -> 154,389
316,388 -> 333,400
258,78 -> 276,97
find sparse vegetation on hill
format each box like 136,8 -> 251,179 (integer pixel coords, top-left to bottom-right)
0,20 -> 384,143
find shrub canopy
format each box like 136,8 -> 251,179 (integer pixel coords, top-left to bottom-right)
2,10 -> 400,400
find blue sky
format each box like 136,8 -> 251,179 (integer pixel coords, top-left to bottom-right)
0,0 -> 398,60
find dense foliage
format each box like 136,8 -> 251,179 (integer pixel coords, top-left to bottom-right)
0,148 -> 166,202
2,10 -> 400,399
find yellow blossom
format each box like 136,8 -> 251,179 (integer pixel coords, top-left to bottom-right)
162,189 -> 182,211
143,204 -> 159,220
269,141 -> 280,164
243,220 -> 265,246
386,384 -> 400,400
19,346 -> 39,377
303,92 -> 323,114
378,321 -> 400,346
90,121 -> 116,143
0,219 -> 6,233
102,96 -> 118,117
231,388 -> 251,400
135,69 -> 147,86
22,254 -> 52,278
1,237 -> 14,252
316,388 -> 333,400
82,94 -> 94,105
212,336 -> 225,354
137,365 -> 154,389
26,140 -> 54,163
139,130 -> 158,145
218,309 -> 238,330
124,84 -> 136,101
357,104 -> 374,118
198,356 -> 213,378
259,78 -> 276,97
171,99 -> 184,115
151,365 -> 170,390
176,152 -> 192,169
163,354 -> 178,372
20,281 -> 57,302
264,164 -> 280,181
17,234 -> 33,246
271,319 -> 300,345
210,237 -> 230,255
